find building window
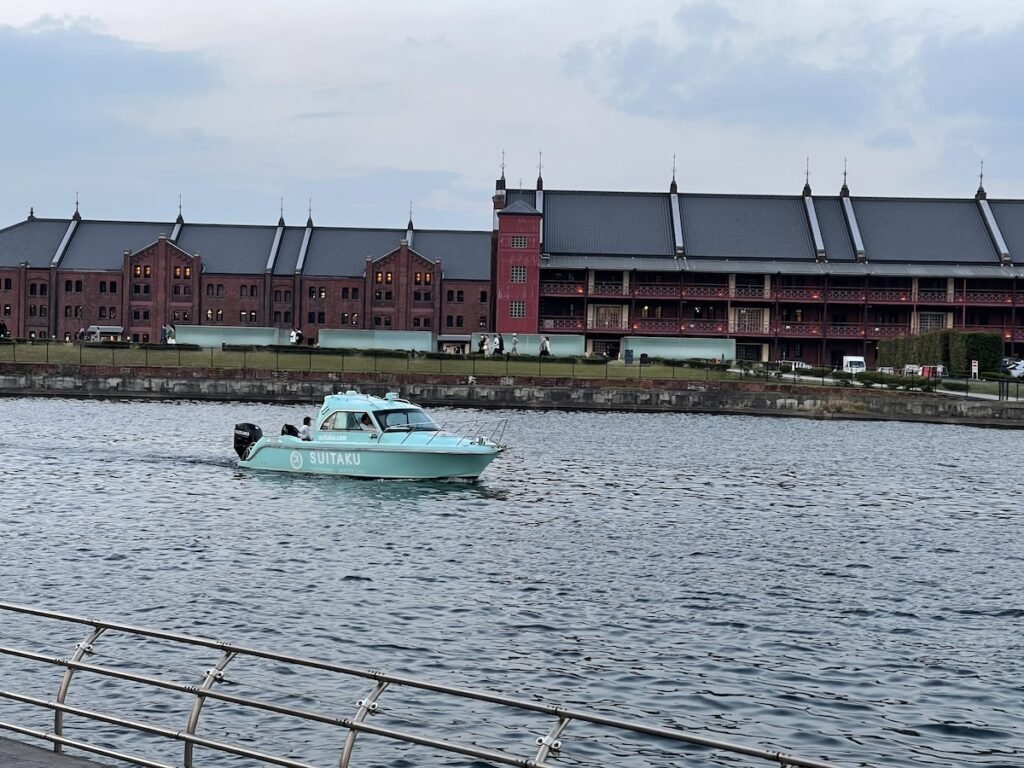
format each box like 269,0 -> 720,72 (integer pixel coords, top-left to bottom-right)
2,305 -> 10,316
510,265 -> 527,283
511,235 -> 528,249
74,306 -> 82,317
413,317 -> 421,327
64,306 -> 72,317
308,312 -> 316,323
341,313 -> 349,324
144,265 -> 152,278
207,284 -> 215,296
249,311 -> 256,322
309,286 -> 317,299
479,316 -> 487,328
456,290 -> 464,302
182,312 -> 190,322
184,267 -> 191,278
216,309 -> 224,321
415,272 -> 422,285
109,307 -> 116,319
374,316 -> 381,326
110,280 -> 117,293
274,311 -> 281,322
318,311 -> 325,323
99,307 -> 107,318
174,266 -> 182,279
216,284 -> 225,297
341,287 -> 349,299
99,281 -> 107,293
284,311 -> 292,323
446,315 -> 453,327
242,285 -> 249,297
64,280 -> 72,292
919,312 -> 946,332
385,271 -> 393,284
375,271 -> 383,284
510,300 -> 526,318
2,278 -> 10,290
284,290 -> 292,302
206,309 -> 214,320
351,312 -> 359,324
480,290 -> 488,303
29,284 -> 37,296
133,265 -> 142,278
456,315 -> 464,327
424,273 -> 432,285
274,290 -> 282,302
29,305 -> 37,316
446,290 -> 454,302
173,285 -> 181,296
351,288 -> 359,299
423,318 -> 431,328
319,287 -> 326,299
383,316 -> 391,327
240,311 -> 247,322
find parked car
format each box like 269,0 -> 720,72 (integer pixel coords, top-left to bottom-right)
1007,361 -> 1024,378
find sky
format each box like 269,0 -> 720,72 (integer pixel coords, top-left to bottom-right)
2,0 -> 1024,232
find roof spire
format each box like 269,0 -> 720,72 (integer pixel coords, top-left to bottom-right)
307,198 -> 313,227
670,153 -> 678,194
840,157 -> 850,197
536,150 -> 544,190
72,191 -> 81,221
176,194 -> 184,224
802,156 -> 812,197
496,150 -> 506,191
27,207 -> 35,221
278,196 -> 285,227
976,159 -> 987,200
407,200 -> 414,231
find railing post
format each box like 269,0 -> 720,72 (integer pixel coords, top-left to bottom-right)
338,679 -> 389,768
54,625 -> 107,753
184,650 -> 237,768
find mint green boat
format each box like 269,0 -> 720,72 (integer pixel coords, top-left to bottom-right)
233,391 -> 506,480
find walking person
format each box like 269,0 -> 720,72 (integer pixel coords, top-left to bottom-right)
510,333 -> 518,355
539,336 -> 551,356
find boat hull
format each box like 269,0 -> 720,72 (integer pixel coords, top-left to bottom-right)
238,437 -> 501,480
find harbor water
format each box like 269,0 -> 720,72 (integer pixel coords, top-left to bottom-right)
0,397 -> 1021,767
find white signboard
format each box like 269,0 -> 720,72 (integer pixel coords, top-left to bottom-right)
971,359 -> 979,379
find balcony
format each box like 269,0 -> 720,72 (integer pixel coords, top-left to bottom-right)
539,281 -> 586,296
634,283 -> 681,297
591,282 -> 628,296
631,318 -> 679,333
539,316 -> 585,331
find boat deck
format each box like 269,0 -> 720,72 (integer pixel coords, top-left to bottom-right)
0,737 -> 105,767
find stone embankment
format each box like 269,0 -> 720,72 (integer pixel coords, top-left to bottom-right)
1,363 -> 1022,428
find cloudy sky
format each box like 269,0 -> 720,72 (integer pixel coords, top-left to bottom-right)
1,0 -> 1023,231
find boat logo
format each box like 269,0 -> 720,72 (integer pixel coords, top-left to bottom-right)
289,451 -> 303,470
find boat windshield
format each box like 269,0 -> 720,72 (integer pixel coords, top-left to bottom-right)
375,408 -> 440,431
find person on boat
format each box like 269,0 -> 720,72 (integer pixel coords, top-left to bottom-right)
477,335 -> 486,354
510,333 -> 518,355
494,333 -> 504,355
298,416 -> 313,441
482,335 -> 491,356
359,413 -> 379,433
539,336 -> 551,356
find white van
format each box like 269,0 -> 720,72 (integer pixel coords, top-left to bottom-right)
842,356 -> 866,375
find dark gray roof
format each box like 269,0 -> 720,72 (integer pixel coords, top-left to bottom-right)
60,220 -> 173,270
175,224 -> 277,274
272,227 -> 307,275
499,200 -> 541,216
414,230 -> 491,280
544,254 -> 681,272
853,199 -> 997,263
678,195 -> 816,260
504,189 -> 536,208
0,218 -> 70,267
303,228 -> 403,276
813,197 -> 856,262
988,201 -> 1024,263
544,192 -> 675,255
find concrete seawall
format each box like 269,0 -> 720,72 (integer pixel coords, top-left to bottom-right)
1,365 -> 1023,428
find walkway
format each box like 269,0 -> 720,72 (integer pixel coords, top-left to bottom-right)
0,737 -> 105,767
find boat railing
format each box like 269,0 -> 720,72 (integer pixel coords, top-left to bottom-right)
0,601 -> 840,768
435,417 -> 508,447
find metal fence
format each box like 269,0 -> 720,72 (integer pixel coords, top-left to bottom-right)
0,602 -> 839,768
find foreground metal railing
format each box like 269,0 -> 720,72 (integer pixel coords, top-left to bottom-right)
0,602 -> 839,768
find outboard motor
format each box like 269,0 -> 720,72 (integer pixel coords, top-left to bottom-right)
280,423 -> 300,438
234,423 -> 263,459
